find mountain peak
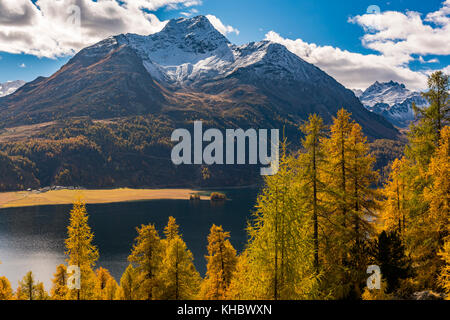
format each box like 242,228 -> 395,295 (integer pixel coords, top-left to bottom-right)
367,80 -> 405,91
163,15 -> 215,32
158,15 -> 230,46
358,80 -> 426,127
119,15 -> 231,63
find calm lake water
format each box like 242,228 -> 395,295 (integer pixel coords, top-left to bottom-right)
0,188 -> 259,290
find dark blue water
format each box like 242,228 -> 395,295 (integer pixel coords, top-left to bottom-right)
0,188 -> 259,290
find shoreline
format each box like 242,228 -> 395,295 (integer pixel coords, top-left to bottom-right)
0,188 -> 209,209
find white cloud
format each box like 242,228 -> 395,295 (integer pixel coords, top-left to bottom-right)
0,0 -> 200,58
180,8 -> 199,17
265,1 -> 450,90
19,63 -> 26,68
265,31 -> 429,90
206,14 -> 239,36
418,56 -> 439,64
349,1 -> 450,63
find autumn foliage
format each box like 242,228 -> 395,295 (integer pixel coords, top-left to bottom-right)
0,71 -> 448,300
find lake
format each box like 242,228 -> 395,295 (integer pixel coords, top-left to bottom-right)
0,188 -> 260,290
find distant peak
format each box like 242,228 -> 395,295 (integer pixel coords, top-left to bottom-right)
386,80 -> 405,88
366,80 -> 407,91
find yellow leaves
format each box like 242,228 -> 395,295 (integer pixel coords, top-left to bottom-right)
379,123 -> 449,291
159,218 -> 201,300
128,223 -> 163,300
65,199 -> 99,300
95,267 -> 119,300
50,264 -> 69,300
118,264 -> 139,300
15,271 -> 48,300
246,141 -> 319,299
423,126 -> 449,235
0,276 -> 14,300
438,239 -> 450,297
380,157 -> 409,233
200,225 -> 237,300
226,252 -> 252,300
164,216 -> 180,241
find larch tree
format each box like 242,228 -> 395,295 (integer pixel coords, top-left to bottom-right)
225,252 -> 253,300
164,216 -> 180,241
346,123 -> 379,297
245,143 -> 318,300
200,225 -> 237,300
0,276 -> 14,300
407,71 -> 448,170
323,108 -> 354,228
128,224 -> 163,300
158,217 -> 201,300
381,157 -> 409,234
118,264 -> 139,300
415,125 -> 450,290
65,199 -> 99,300
413,71 -> 449,147
95,267 -> 119,300
319,110 -> 379,298
50,264 -> 69,300
423,126 -> 449,249
297,114 -> 327,274
16,271 -> 47,300
401,72 -> 449,291
35,282 -> 49,300
321,108 -> 355,298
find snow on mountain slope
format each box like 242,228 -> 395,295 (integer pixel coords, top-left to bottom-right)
359,81 -> 427,128
117,16 -> 319,85
0,80 -> 25,97
352,89 -> 363,98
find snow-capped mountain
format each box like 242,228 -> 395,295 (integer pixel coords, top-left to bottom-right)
0,80 -> 25,97
115,16 -> 328,86
358,81 -> 427,128
0,16 -> 397,139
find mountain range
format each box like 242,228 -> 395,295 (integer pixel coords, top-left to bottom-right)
0,16 -> 400,191
0,16 -> 396,139
356,81 -> 427,128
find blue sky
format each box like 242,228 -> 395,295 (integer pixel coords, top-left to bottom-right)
0,0 -> 449,90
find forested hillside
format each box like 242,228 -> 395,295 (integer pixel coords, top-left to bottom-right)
0,114 -> 403,192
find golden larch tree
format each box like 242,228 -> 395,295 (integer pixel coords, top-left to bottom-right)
200,225 -> 237,300
94,267 -> 119,300
50,264 -> 69,300
16,271 -> 48,300
128,224 -> 163,300
65,198 -> 99,300
0,276 -> 14,300
158,217 -> 201,300
118,264 -> 139,300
